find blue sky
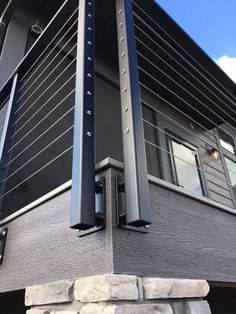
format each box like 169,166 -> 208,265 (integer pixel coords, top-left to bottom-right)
156,0 -> 236,82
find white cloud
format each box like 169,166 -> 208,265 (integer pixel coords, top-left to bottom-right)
215,55 -> 236,83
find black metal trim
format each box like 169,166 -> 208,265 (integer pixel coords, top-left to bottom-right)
116,0 -> 151,227
0,228 -> 7,265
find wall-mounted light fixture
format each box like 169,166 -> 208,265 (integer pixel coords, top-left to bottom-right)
206,144 -> 220,161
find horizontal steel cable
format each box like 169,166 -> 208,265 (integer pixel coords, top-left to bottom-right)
132,1 -> 236,103
1,125 -> 73,185
145,139 -> 234,200
134,24 -> 236,118
11,55 -> 76,134
15,34 -> 77,112
4,106 -> 74,168
145,138 -> 205,173
138,66 -> 236,151
7,87 -> 75,153
135,34 -> 236,122
19,7 -> 79,86
143,117 -> 236,181
0,146 -> 73,199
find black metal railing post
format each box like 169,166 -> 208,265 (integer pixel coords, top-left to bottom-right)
116,0 -> 151,227
70,0 -> 97,230
0,74 -> 19,211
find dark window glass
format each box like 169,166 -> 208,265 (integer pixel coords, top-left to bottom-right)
170,139 -> 203,196
218,130 -> 235,154
142,105 -> 161,178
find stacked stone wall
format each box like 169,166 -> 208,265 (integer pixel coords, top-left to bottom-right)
25,275 -> 211,314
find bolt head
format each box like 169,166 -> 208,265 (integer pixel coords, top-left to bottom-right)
120,37 -> 124,42
121,53 -> 125,57
118,9 -> 122,14
144,225 -> 150,229
88,14 -> 92,18
119,22 -> 123,27
87,91 -> 92,95
88,1 -> 92,5
87,73 -> 92,78
87,110 -> 92,115
87,57 -> 92,61
124,128 -> 129,134
124,107 -> 128,112
87,132 -> 92,137
87,41 -> 92,45
88,27 -> 92,31
123,87 -> 127,92
122,69 -> 126,74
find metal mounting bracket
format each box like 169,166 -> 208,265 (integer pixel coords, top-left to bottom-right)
78,177 -> 106,237
115,176 -> 149,233
0,228 -> 7,265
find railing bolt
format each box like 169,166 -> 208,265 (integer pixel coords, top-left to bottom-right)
121,52 -> 125,57
119,22 -> 123,27
124,107 -> 128,112
87,132 -> 92,137
120,37 -> 124,42
118,9 -> 122,14
123,87 -> 127,92
122,69 -> 126,74
87,41 -> 92,45
144,225 -> 150,229
87,73 -> 92,78
124,128 -> 129,134
87,110 -> 92,115
87,91 -> 92,95
88,14 -> 92,18
87,57 -> 92,61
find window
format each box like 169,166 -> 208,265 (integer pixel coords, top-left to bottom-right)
218,130 -> 235,154
224,157 -> 236,199
142,104 -> 162,178
168,137 -> 204,196
143,111 -> 206,197
218,129 -> 236,203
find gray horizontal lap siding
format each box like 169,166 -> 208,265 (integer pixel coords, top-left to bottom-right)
112,168 -> 236,282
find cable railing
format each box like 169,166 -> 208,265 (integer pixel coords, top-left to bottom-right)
128,0 -> 236,208
132,0 -> 236,104
0,1 -> 79,220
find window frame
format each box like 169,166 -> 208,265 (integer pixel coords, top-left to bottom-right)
152,113 -> 209,198
167,134 -> 206,196
216,128 -> 236,207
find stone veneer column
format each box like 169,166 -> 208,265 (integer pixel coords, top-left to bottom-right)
25,275 -> 211,314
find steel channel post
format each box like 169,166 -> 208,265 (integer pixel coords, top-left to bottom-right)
116,0 -> 151,227
71,0 -> 95,229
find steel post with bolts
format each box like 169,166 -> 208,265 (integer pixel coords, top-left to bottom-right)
116,0 -> 151,227
70,0 -> 96,230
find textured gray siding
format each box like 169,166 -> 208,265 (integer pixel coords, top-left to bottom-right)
112,168 -> 236,282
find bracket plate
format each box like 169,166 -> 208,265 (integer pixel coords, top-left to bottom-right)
115,176 -> 149,233
78,177 -> 106,237
0,228 -> 7,265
